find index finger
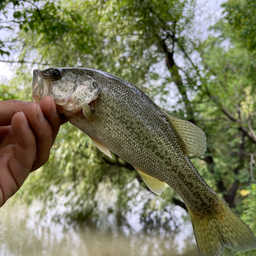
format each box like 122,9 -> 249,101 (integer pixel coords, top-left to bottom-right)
0,100 -> 32,126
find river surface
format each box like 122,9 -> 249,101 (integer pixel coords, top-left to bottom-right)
0,199 -> 199,256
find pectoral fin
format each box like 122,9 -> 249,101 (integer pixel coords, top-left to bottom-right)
83,104 -> 94,121
92,139 -> 112,159
136,169 -> 165,195
167,115 -> 206,156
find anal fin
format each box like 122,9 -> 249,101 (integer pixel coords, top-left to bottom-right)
136,168 -> 165,195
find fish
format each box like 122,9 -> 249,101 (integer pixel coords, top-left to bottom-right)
32,67 -> 256,256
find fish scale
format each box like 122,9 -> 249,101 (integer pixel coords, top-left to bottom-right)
32,67 -> 256,256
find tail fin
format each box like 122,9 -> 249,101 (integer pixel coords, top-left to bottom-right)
189,199 -> 256,256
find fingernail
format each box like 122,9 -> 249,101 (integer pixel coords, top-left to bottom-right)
21,112 -> 29,128
50,97 -> 58,116
37,105 -> 45,123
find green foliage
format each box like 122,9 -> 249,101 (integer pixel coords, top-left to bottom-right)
223,0 -> 256,52
4,0 -> 199,225
241,184 -> 256,233
0,0 -> 40,56
18,121 -> 138,223
0,84 -> 17,100
1,1 -> 256,248
198,21 -> 256,177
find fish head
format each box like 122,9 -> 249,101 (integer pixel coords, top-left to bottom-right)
32,68 -> 100,116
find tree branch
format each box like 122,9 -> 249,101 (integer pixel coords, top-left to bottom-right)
102,155 -> 134,171
203,151 -> 226,194
250,154 -> 255,182
0,59 -> 59,66
159,37 -> 195,123
223,132 -> 245,208
103,155 -> 188,212
200,53 -> 256,145
173,197 -> 188,212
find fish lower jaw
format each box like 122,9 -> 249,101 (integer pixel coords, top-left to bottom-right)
56,104 -> 83,116
32,94 -> 41,103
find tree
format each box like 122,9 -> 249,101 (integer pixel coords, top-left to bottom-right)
2,0 -> 198,215
1,2 -> 256,248
223,0 -> 256,52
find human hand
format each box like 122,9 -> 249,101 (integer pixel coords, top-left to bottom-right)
0,96 -> 66,207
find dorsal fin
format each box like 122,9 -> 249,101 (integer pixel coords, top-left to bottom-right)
167,115 -> 206,156
91,139 -> 112,159
136,168 -> 166,195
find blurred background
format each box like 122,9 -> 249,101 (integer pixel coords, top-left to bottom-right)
0,0 -> 256,255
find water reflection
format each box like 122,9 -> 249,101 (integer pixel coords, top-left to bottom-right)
0,201 -> 198,256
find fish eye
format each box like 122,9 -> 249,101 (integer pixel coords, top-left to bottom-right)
50,69 -> 62,80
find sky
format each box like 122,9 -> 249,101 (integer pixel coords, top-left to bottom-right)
0,2 -> 227,253
0,0 -> 226,81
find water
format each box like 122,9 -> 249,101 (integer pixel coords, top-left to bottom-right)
0,200 -> 198,256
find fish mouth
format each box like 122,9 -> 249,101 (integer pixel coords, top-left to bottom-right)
32,69 -> 49,103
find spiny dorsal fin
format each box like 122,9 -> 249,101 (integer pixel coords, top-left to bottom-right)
136,168 -> 166,195
167,115 -> 206,156
91,139 -> 112,159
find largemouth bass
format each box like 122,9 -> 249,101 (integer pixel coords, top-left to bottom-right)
32,67 -> 256,256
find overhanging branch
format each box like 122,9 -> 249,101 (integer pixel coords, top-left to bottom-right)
0,59 -> 59,66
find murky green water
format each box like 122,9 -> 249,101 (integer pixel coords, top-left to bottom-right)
0,201 -> 198,256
